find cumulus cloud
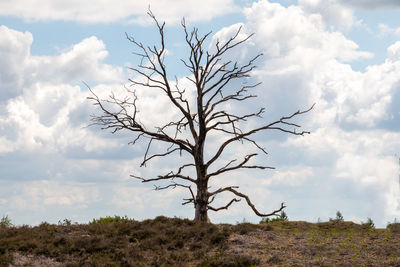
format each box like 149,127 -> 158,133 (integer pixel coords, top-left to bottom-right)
0,0 -> 238,24
205,0 -> 400,225
2,0 -> 400,226
299,0 -> 356,29
0,26 -> 32,100
0,25 -> 126,155
340,0 -> 400,9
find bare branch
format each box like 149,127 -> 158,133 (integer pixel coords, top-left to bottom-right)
87,87 -> 195,157
207,153 -> 274,180
208,198 -> 241,211
209,186 -> 286,217
206,104 -> 315,168
130,171 -> 196,184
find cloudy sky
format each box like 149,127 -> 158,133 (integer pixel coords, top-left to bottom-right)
1,0 -> 400,227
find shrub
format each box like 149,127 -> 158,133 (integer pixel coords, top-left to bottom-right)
0,215 -> 12,227
58,219 -> 72,226
387,222 -> 400,233
336,211 -> 344,221
362,218 -> 375,229
90,215 -> 129,224
260,211 -> 288,224
329,211 -> 344,222
210,229 -> 230,244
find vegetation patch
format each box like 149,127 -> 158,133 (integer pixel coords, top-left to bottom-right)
0,216 -> 399,266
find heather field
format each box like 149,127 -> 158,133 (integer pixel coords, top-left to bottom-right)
1,216 -> 400,266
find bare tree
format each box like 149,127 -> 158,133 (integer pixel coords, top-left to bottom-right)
88,11 -> 313,223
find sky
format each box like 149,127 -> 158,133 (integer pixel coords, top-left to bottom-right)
0,0 -> 400,228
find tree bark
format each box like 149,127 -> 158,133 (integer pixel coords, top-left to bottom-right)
194,178 -> 209,222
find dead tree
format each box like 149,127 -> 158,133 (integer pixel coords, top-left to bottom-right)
88,11 -> 313,222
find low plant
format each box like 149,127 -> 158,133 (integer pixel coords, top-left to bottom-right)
0,215 -> 12,227
329,211 -> 344,222
387,221 -> 400,233
90,215 -> 129,224
260,211 -> 288,224
361,217 -> 375,229
58,218 -> 72,226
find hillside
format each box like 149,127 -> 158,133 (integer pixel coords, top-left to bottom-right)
1,216 -> 400,266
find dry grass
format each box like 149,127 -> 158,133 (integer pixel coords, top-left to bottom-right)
0,216 -> 399,266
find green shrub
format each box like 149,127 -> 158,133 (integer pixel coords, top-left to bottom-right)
0,215 -> 12,227
260,211 -> 288,224
90,215 -> 129,224
336,211 -> 344,221
58,218 -> 72,226
329,211 -> 344,222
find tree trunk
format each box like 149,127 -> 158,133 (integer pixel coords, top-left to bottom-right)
194,181 -> 209,222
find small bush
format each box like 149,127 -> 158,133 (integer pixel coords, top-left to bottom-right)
260,211 -> 288,224
90,215 -> 129,224
387,222 -> 400,233
336,211 -> 344,221
362,218 -> 375,229
329,211 -> 344,222
0,215 -> 12,227
58,218 -> 72,226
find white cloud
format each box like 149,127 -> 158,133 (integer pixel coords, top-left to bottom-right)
387,41 -> 400,61
238,0 -> 372,120
6,180 -> 100,211
340,0 -> 400,9
299,0 -> 356,29
28,37 -> 124,84
0,26 -> 32,100
0,25 -> 125,155
0,25 -> 124,102
378,24 -> 400,38
0,0 -> 239,24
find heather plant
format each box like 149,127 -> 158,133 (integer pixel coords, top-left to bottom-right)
387,219 -> 400,233
1,216 -> 400,266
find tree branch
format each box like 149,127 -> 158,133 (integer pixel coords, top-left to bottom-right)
206,104 -> 315,168
208,198 -> 241,211
207,153 -> 274,179
209,186 -> 286,217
